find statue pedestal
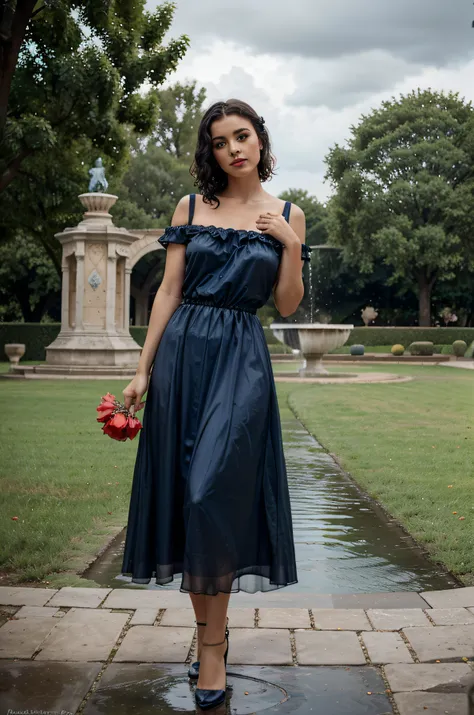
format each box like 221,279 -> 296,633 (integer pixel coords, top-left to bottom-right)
43,193 -> 142,375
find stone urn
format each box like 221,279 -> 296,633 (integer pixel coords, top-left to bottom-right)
4,343 -> 26,369
270,323 -> 354,376
77,192 -> 118,225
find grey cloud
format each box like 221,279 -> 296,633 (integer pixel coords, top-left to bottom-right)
286,51 -> 419,109
203,67 -> 267,108
165,0 -> 473,66
194,68 -> 334,178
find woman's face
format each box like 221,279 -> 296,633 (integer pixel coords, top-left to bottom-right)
210,113 -> 263,177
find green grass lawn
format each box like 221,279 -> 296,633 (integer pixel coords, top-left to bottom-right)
0,361 -> 473,588
0,371 -> 138,587
278,363 -> 474,586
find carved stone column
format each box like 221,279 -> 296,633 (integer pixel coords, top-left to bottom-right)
44,193 -> 142,375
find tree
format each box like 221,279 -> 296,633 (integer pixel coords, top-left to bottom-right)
151,80 -> 207,161
325,89 -> 474,326
1,135 -> 98,275
0,0 -> 189,194
114,144 -> 198,227
0,233 -> 60,322
112,81 -> 207,227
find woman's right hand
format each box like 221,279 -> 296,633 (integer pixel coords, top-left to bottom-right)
123,372 -> 149,416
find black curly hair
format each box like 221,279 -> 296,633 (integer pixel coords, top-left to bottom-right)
190,98 -> 277,209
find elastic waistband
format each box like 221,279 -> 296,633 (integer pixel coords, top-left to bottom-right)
181,297 -> 256,315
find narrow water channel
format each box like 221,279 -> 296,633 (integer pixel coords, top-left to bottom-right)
83,414 -> 458,592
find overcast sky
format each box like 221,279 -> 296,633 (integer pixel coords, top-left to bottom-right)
153,0 -> 474,201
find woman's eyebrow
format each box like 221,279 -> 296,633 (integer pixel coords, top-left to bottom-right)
211,128 -> 250,141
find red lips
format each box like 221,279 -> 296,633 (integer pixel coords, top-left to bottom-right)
230,159 -> 247,166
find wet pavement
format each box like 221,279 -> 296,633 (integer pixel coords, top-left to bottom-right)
1,584 -> 474,714
80,664 -> 394,715
0,661 -> 395,715
83,416 -> 459,597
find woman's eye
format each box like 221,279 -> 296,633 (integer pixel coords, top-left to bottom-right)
238,134 -> 248,141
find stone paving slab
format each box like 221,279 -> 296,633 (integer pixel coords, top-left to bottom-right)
45,585 -> 111,608
159,607 -> 197,627
0,586 -> 58,606
35,607 -> 129,661
0,660 -> 102,714
361,631 -> 414,664
331,590 -> 430,609
393,691 -> 468,714
0,617 -> 58,658
420,586 -> 474,608
384,662 -> 473,692
14,605 -> 61,618
129,607 -> 159,625
114,625 -> 194,662
226,628 -> 293,665
294,630 -> 366,665
102,589 -> 189,610
367,608 -> 432,630
429,607 -> 474,625
311,608 -> 372,630
227,607 -> 256,627
402,624 -> 474,662
258,607 -> 310,628
230,591 -> 336,608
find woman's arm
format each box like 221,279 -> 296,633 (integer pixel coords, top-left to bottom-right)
257,204 -> 306,318
135,196 -> 190,378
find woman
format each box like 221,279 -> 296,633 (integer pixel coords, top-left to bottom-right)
121,98 -> 311,710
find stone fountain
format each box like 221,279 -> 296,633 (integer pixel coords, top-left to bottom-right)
270,322 -> 354,376
270,247 -> 354,377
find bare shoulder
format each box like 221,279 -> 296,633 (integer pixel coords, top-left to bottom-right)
288,203 -> 306,243
171,195 -> 192,227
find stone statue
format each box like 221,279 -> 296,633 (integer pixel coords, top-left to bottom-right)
361,306 -> 378,326
88,157 -> 108,192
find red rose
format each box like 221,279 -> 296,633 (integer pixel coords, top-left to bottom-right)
96,400 -> 115,423
102,412 -> 128,441
126,415 -> 142,440
96,393 -> 143,441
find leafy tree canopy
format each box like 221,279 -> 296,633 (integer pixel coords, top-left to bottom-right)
113,81 -> 206,227
0,0 -> 189,193
325,89 -> 474,326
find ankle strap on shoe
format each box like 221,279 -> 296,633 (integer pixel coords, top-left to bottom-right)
202,640 -> 226,647
195,621 -> 207,626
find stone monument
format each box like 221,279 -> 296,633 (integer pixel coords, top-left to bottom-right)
41,158 -> 142,376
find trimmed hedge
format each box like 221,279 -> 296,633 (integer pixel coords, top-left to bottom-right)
346,327 -> 474,346
1,322 -> 474,362
408,341 -> 434,356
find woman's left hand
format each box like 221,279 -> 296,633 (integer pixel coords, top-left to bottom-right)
255,212 -> 298,247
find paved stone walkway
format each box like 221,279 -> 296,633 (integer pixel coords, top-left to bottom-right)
1,585 -> 474,714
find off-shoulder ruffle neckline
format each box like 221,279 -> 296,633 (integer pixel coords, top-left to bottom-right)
161,224 -> 312,259
165,223 -> 279,241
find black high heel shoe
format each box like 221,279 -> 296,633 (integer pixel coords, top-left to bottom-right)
194,624 -> 229,710
188,620 -> 207,679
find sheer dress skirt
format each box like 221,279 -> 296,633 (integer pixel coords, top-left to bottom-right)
121,300 -> 298,595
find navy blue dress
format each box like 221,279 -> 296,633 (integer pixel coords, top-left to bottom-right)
121,195 -> 312,595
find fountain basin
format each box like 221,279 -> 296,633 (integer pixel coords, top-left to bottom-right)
270,323 -> 354,376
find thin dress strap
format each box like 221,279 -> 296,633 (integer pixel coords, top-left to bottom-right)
282,201 -> 291,223
188,193 -> 196,225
